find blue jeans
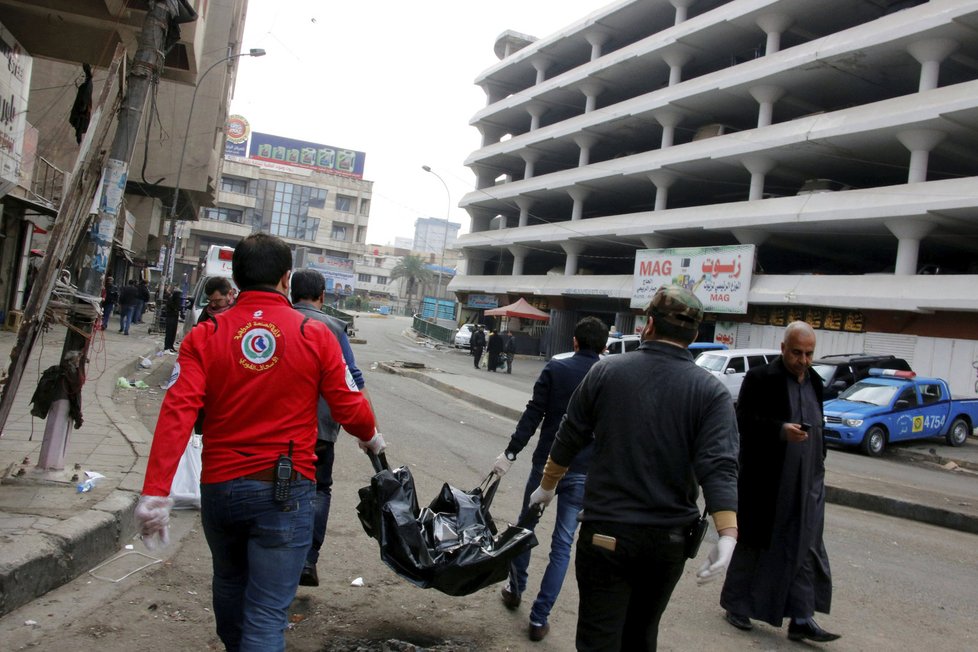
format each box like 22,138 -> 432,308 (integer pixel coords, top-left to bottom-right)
305,439 -> 335,567
509,465 -> 586,626
119,304 -> 134,333
201,477 -> 315,652
101,301 -> 115,329
132,299 -> 145,323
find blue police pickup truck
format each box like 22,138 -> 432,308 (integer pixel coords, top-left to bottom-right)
822,369 -> 978,456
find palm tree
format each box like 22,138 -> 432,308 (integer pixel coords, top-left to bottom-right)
390,254 -> 433,315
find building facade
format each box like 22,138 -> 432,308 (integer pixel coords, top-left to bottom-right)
454,0 -> 978,395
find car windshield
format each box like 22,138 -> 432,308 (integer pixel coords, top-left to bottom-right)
695,354 -> 726,372
811,364 -> 837,384
838,381 -> 898,406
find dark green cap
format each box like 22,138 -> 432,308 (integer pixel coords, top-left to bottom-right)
646,284 -> 703,331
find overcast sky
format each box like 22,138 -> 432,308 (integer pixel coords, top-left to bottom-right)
230,1 -> 607,246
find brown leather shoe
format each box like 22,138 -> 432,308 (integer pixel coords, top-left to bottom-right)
529,622 -> 550,642
500,585 -> 521,610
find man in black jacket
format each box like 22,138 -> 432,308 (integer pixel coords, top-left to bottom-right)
719,321 -> 839,643
470,325 -> 486,369
118,280 -> 139,335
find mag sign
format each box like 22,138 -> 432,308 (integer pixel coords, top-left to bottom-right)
630,245 -> 755,314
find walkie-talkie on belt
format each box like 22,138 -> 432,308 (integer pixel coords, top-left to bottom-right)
273,441 -> 294,503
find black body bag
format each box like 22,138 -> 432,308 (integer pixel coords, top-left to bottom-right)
684,507 -> 709,559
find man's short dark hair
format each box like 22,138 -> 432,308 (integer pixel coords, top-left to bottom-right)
575,316 -> 610,353
204,276 -> 232,296
232,233 -> 292,290
290,268 -> 325,303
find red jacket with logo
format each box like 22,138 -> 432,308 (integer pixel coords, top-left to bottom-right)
142,289 -> 375,496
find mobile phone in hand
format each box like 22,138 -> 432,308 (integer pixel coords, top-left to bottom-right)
800,422 -> 812,432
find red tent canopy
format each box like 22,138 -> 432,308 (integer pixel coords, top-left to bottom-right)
484,297 -> 550,321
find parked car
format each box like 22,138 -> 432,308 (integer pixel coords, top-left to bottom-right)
822,369 -> 978,456
552,334 -> 641,360
688,342 -> 728,356
694,348 -> 781,399
454,323 -> 476,348
812,353 -> 913,400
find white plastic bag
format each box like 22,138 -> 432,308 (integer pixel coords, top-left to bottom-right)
170,433 -> 202,509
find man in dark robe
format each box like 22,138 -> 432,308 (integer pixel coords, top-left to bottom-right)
720,321 -> 840,643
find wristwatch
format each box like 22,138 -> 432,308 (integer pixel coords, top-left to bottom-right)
505,451 -> 517,462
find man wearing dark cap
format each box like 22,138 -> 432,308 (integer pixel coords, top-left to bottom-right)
528,284 -> 740,651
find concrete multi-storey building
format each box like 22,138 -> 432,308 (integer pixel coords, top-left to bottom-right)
454,0 -> 978,394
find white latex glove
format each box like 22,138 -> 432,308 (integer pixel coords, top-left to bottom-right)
492,453 -> 513,477
529,485 -> 556,508
696,535 -> 737,584
135,495 -> 173,551
359,431 -> 386,455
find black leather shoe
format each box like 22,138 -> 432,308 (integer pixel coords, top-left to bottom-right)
298,565 -> 319,587
529,622 -> 549,642
725,611 -> 753,631
788,619 -> 840,643
500,585 -> 521,610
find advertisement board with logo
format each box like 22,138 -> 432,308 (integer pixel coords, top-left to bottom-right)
0,22 -> 32,194
305,254 -> 356,297
248,132 -> 365,179
224,115 -> 250,157
630,245 -> 755,313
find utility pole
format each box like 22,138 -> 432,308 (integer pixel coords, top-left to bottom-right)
36,1 -> 182,470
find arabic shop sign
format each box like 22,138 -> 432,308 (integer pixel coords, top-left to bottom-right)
630,245 -> 755,314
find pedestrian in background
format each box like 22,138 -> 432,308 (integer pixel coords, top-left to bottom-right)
196,276 -> 236,326
100,276 -> 118,331
487,328 -> 504,372
135,233 -> 381,652
118,279 -> 139,335
471,325 -> 486,370
290,269 -> 377,587
163,289 -> 182,353
720,321 -> 839,643
528,285 -> 740,651
491,316 -> 609,642
503,330 -> 517,374
133,278 -> 150,324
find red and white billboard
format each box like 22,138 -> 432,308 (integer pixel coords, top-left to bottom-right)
631,245 -> 755,314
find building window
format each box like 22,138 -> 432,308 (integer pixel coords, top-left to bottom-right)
202,207 -> 244,223
220,176 -> 250,194
252,180 -> 325,241
375,275 -> 388,285
331,224 -> 348,240
335,195 -> 354,212
359,198 -> 370,215
357,273 -> 372,283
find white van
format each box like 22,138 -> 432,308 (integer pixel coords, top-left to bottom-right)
695,348 -> 781,399
183,245 -> 235,335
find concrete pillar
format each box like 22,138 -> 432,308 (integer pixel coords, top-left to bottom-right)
749,85 -> 785,128
580,81 -> 604,113
480,81 -> 506,105
886,218 -> 934,275
521,150 -> 541,179
647,170 -> 676,211
653,108 -> 683,148
515,197 -> 535,227
584,30 -> 610,61
508,245 -> 528,276
640,234 -> 672,250
562,241 -> 585,276
574,133 -> 599,167
478,124 -> 504,147
907,38 -> 958,92
527,102 -> 547,131
756,14 -> 793,55
670,0 -> 696,25
497,213 -> 509,230
896,129 -> 945,184
467,207 -> 495,233
731,228 -> 769,246
546,308 -> 576,358
662,49 -> 691,86
530,55 -> 552,85
568,188 -> 590,221
742,156 -> 774,200
470,164 -> 495,190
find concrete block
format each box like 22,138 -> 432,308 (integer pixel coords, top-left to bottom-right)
0,534 -> 66,617
43,509 -> 119,579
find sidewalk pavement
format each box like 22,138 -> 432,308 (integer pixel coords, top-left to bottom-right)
0,320 -> 163,616
377,355 -> 978,536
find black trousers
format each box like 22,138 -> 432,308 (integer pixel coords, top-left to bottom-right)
575,521 -> 687,652
471,346 -> 484,368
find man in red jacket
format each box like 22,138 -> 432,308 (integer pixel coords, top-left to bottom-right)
136,233 -> 381,652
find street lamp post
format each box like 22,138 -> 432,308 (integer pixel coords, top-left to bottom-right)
422,165 -> 451,320
158,47 -> 266,307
